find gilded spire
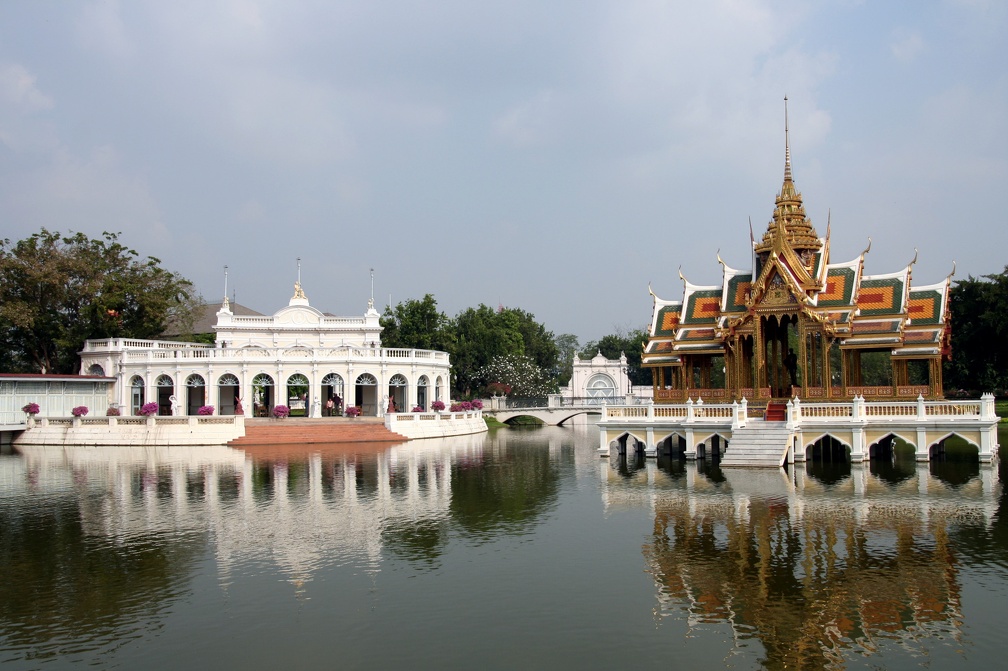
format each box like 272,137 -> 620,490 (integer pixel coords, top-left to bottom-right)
784,96 -> 792,184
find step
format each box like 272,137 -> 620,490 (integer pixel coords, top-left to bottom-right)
229,418 -> 407,447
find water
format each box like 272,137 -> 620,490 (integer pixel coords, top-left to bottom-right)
1,426 -> 1006,670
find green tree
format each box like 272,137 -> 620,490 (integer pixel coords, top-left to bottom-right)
945,267 -> 1008,394
380,294 -> 455,352
579,326 -> 650,385
451,305 -> 560,397
554,333 -> 580,386
0,229 -> 200,374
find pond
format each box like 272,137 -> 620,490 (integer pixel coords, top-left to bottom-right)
1,425 -> 1006,670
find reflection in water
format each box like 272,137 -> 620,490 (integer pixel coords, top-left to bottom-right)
602,456 -> 1000,669
0,428 -> 1003,669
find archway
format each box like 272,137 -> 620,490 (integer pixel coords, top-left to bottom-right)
186,374 -> 206,415
130,376 -> 145,415
287,373 -> 309,417
156,374 -> 174,416
388,374 -> 408,413
252,373 -> 274,417
585,374 -> 617,404
416,375 -> 430,410
218,374 -> 240,415
355,373 -> 378,416
322,373 -> 345,416
87,363 -> 105,376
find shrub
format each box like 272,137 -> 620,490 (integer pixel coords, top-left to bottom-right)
272,405 -> 290,419
71,406 -> 89,417
139,402 -> 159,416
431,400 -> 445,411
22,402 -> 40,415
106,406 -> 121,416
345,406 -> 361,417
197,405 -> 215,416
470,399 -> 483,410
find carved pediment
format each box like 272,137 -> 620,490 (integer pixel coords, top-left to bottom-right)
274,306 -> 322,326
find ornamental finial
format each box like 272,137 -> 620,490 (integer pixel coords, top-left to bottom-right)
784,96 -> 792,184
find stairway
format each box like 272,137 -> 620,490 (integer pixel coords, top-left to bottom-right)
764,402 -> 787,421
228,417 -> 407,448
721,419 -> 792,468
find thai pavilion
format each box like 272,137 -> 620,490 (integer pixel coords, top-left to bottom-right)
642,111 -> 953,408
78,283 -> 452,418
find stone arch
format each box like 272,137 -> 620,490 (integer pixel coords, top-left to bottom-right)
804,432 -> 851,463
155,374 -> 174,416
87,363 -> 105,376
355,373 -> 378,416
218,373 -> 240,415
610,431 -> 647,458
185,374 -> 206,415
655,431 -> 687,458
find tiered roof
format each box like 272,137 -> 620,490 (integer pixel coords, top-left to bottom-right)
643,103 -> 952,366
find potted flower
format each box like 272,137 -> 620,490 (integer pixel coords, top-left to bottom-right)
470,399 -> 483,410
22,402 -> 39,428
412,405 -> 423,412
106,406 -> 121,416
197,405 -> 215,416
71,406 -> 89,417
272,405 -> 291,419
431,400 -> 445,412
345,406 -> 361,418
139,402 -> 159,416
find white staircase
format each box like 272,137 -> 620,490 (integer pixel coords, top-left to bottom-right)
721,419 -> 792,467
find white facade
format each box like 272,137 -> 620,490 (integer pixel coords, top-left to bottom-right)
78,285 -> 452,418
564,351 -> 633,402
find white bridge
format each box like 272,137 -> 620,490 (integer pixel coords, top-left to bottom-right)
598,394 -> 1000,465
482,395 -> 618,426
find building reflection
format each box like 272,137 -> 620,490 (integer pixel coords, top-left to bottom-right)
601,458 -> 1000,668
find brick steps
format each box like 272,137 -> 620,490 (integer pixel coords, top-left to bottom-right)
229,418 -> 407,447
764,402 -> 787,421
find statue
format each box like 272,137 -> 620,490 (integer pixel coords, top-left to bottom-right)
293,281 -> 306,300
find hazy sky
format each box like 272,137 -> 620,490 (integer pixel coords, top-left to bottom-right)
1,1 -> 1005,343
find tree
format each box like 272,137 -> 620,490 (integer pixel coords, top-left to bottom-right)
554,333 -> 580,386
945,267 -> 1008,394
479,353 -> 559,399
380,294 -> 455,353
0,229 -> 200,374
451,304 -> 560,398
579,326 -> 650,385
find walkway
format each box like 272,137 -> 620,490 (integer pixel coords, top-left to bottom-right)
598,394 -> 1000,464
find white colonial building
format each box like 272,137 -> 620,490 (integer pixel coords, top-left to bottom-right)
78,284 -> 452,418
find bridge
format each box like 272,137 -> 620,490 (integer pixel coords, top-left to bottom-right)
483,396 -> 625,426
598,395 -> 1001,465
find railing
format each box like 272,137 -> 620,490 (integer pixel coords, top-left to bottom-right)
84,339 -> 450,364
600,394 -> 997,426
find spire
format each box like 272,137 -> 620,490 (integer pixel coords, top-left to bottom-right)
784,96 -> 792,184
221,265 -> 230,310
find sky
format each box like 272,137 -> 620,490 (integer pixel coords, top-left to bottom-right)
1,1 -> 1006,344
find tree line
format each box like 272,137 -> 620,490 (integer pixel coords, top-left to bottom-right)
2,230 -> 1006,398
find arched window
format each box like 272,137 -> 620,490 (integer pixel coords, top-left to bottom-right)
130,375 -> 145,415
322,373 -> 345,416
87,364 -> 105,376
186,374 -> 206,415
218,374 -> 240,415
355,373 -> 377,416
252,373 -> 274,416
586,374 -> 617,404
416,375 -> 430,411
156,374 -> 174,416
388,374 -> 408,413
287,373 -> 310,416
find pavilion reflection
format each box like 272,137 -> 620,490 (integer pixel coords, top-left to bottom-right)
601,459 -> 1000,668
